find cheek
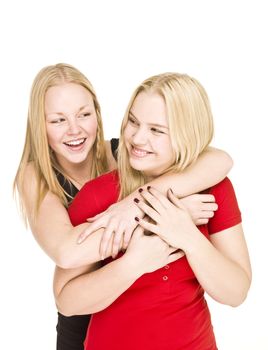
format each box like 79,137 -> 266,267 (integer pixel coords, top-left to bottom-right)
81,119 -> 97,137
87,117 -> 98,135
46,125 -> 60,147
123,125 -> 131,142
160,139 -> 174,160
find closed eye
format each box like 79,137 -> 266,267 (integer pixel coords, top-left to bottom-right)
128,116 -> 139,125
151,127 -> 165,134
78,113 -> 91,118
51,118 -> 66,124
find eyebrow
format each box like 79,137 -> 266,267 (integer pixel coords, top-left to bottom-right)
47,104 -> 91,116
129,110 -> 169,129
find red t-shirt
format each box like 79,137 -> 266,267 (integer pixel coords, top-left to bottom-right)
68,171 -> 242,350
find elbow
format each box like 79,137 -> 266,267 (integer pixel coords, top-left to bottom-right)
56,300 -> 98,317
230,283 -> 251,307
56,301 -> 76,317
225,283 -> 251,308
55,246 -> 78,269
228,290 -> 249,308
219,150 -> 233,174
226,153 -> 234,173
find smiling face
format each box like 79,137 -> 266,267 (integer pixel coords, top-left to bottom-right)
45,83 -> 98,169
123,91 -> 175,179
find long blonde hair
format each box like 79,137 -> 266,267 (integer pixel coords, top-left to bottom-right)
118,72 -> 214,198
14,63 -> 109,224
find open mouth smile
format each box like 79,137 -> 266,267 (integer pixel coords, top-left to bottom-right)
131,146 -> 153,158
63,138 -> 86,148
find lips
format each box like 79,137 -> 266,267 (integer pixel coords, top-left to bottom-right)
130,145 -> 153,158
63,138 -> 86,148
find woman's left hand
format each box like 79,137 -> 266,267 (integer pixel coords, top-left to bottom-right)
77,193 -> 144,259
180,193 -> 218,225
134,187 -> 199,250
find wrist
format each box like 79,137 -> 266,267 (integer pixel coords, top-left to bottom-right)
122,252 -> 145,279
183,227 -> 207,257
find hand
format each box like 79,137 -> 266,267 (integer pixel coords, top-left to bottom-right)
133,187 -> 199,250
77,193 -> 144,259
124,225 -> 185,276
180,194 -> 218,225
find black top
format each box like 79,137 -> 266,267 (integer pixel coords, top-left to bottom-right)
56,138 -> 119,350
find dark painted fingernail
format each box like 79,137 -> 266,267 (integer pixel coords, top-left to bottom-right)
138,188 -> 143,193
134,198 -> 140,203
147,186 -> 151,190
134,216 -> 140,222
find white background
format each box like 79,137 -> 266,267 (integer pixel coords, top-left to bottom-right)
0,1 -> 267,349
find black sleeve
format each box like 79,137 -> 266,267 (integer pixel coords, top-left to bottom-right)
110,138 -> 119,160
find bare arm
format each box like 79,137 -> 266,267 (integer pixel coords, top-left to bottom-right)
22,147 -> 231,268
80,147 -> 233,257
21,164 -> 119,268
135,188 -> 251,306
54,227 -> 184,316
186,224 -> 251,306
146,146 -> 233,197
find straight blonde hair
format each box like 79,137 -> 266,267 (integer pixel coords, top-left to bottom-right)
14,63 -> 109,224
118,72 -> 214,199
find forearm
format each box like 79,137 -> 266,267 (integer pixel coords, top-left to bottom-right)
185,230 -> 251,306
55,255 -> 140,316
148,147 -> 232,197
60,226 -> 125,269
57,225 -> 103,268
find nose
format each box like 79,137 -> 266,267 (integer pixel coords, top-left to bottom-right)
67,118 -> 81,135
131,126 -> 147,145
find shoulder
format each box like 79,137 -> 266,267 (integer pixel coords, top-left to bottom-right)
72,170 -> 119,204
20,162 -> 38,195
105,140 -> 117,169
208,177 -> 242,234
85,170 -> 119,189
68,171 -> 120,220
209,177 -> 234,198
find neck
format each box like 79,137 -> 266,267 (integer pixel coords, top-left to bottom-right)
57,153 -> 93,189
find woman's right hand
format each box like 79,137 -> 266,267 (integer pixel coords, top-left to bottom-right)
124,226 -> 185,276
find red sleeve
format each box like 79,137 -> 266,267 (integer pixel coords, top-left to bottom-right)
68,171 -> 119,226
207,177 -> 242,234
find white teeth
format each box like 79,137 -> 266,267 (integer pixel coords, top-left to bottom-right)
65,138 -> 85,146
132,147 -> 150,156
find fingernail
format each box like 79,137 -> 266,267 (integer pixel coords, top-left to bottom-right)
134,198 -> 139,203
169,188 -> 173,194
147,186 -> 151,190
77,237 -> 83,244
138,188 -> 143,193
135,216 -> 140,222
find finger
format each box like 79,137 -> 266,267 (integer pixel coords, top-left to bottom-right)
201,202 -> 218,211
195,218 -> 209,225
134,200 -> 160,223
86,212 -> 105,222
135,217 -> 160,236
77,223 -> 101,244
199,194 -> 215,203
142,186 -> 171,210
131,225 -> 144,239
79,217 -> 106,243
167,189 -> 185,209
201,210 -> 215,219
123,227 -> 135,250
100,224 -> 115,259
167,250 -> 185,263
111,225 -> 124,258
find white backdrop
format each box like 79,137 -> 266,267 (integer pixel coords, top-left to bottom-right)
0,1 -> 267,349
